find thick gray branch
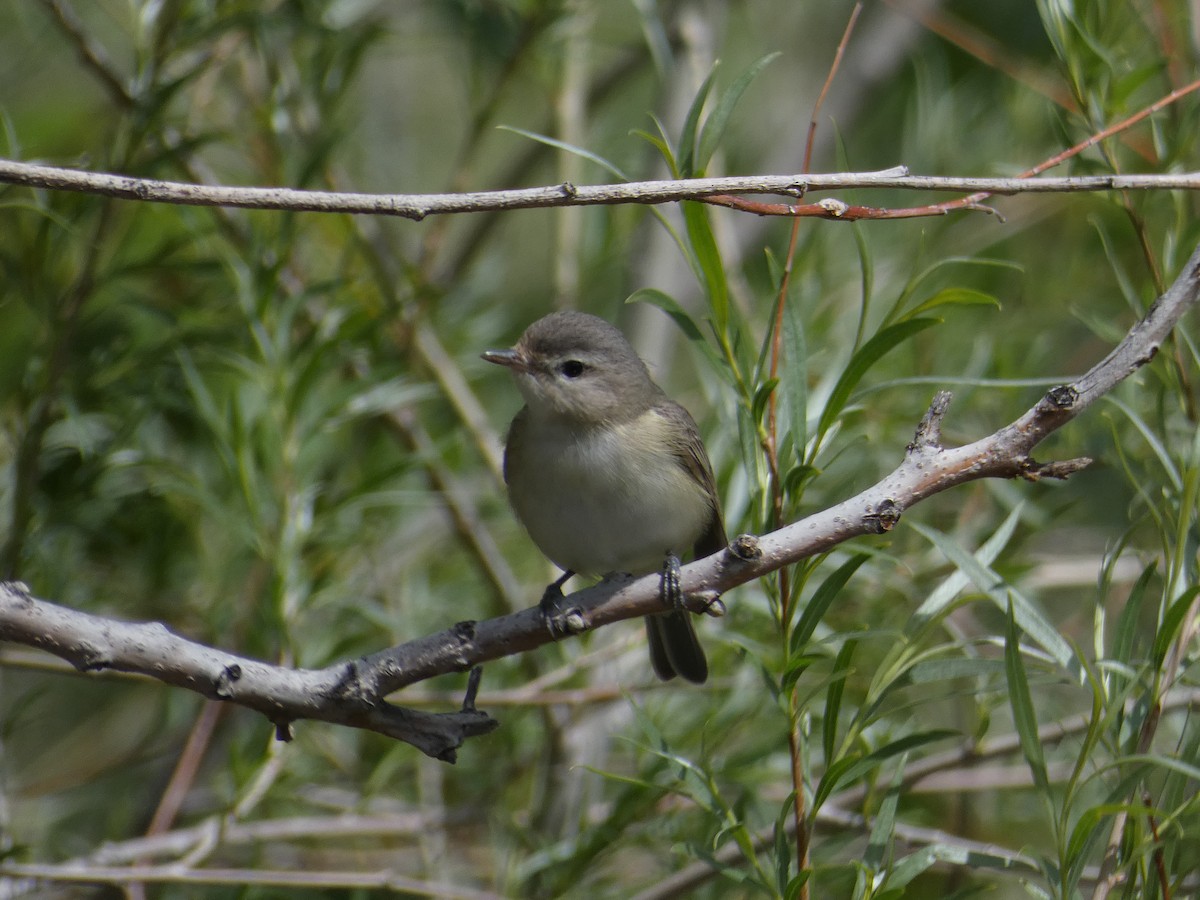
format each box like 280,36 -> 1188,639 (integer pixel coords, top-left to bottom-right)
4,157 -> 1200,219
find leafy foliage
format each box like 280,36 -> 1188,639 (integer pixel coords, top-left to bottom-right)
0,2 -> 1198,898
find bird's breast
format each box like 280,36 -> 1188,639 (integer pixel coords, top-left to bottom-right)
505,413 -> 711,576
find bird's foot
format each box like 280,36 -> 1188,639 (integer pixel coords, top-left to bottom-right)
539,571 -> 583,639
661,552 -> 684,612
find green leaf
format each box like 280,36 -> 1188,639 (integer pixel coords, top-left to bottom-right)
1152,586 -> 1200,667
780,288 -> 809,467
678,65 -> 719,178
1064,802 -> 1140,874
792,553 -> 870,652
695,52 -> 780,174
1004,600 -> 1050,795
903,287 -> 1001,321
816,318 -> 939,440
498,126 -> 632,181
864,755 -> 905,871
908,657 -> 1006,683
503,124 -> 702,277
851,222 -> 873,350
626,287 -> 725,375
784,873 -> 811,900
823,638 -> 858,765
883,255 -> 1022,329
751,378 -> 779,426
812,730 -> 956,813
912,521 -> 1075,670
775,793 -> 796,895
1111,561 -> 1156,664
908,504 -> 1024,634
682,201 -> 729,331
632,114 -> 679,176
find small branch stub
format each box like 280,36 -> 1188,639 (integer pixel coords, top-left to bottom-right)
728,533 -> 763,561
910,391 -> 953,452
1044,385 -> 1080,410
865,499 -> 902,534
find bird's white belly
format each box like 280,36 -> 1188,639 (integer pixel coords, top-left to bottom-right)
508,418 -> 709,576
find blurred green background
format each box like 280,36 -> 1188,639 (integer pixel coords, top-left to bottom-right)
1,1 -> 1198,897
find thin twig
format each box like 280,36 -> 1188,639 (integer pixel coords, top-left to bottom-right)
5,158 -> 1200,219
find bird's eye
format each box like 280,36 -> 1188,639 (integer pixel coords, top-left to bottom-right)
559,359 -> 586,378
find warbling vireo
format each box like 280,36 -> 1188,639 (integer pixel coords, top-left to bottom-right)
483,310 -> 726,684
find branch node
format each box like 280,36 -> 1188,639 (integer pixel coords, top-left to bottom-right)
1135,343 -> 1160,368
1022,456 -> 1094,481
330,659 -> 378,708
559,181 -> 577,198
909,391 -> 953,452
72,642 -> 108,672
865,498 -> 902,534
214,664 -> 242,698
452,620 -> 477,642
2,580 -> 32,600
818,197 -> 849,217
1042,384 -> 1080,411
728,533 -> 762,561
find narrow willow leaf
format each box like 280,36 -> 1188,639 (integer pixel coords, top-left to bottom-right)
1152,586 -> 1200,667
784,873 -> 811,900
851,222 -> 873,350
751,378 -> 780,426
823,638 -> 858,766
1112,561 -> 1156,664
632,114 -> 680,176
883,254 -> 1022,329
498,125 -> 631,181
792,553 -> 870,652
1105,396 -> 1183,491
678,65 -> 718,178
912,521 -> 1075,669
816,318 -> 938,440
1004,600 -> 1050,794
682,200 -> 729,330
908,657 -> 1006,682
695,52 -> 780,173
812,730 -> 956,813
775,792 -> 795,896
864,755 -> 905,871
1063,803 -> 1140,873
909,504 -> 1023,633
626,287 -> 725,375
504,125 -> 697,273
903,286 -> 1001,320
781,290 -> 809,467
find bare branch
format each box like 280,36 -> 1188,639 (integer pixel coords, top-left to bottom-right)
0,582 -> 497,762
1,237 -> 1196,761
4,157 -> 1200,220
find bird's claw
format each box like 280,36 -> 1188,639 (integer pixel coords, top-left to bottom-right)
539,572 -> 584,638
661,552 -> 684,612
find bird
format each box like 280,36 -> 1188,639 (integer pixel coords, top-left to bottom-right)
482,310 -> 725,683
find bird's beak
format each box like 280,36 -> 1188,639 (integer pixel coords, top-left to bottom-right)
481,347 -> 531,372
